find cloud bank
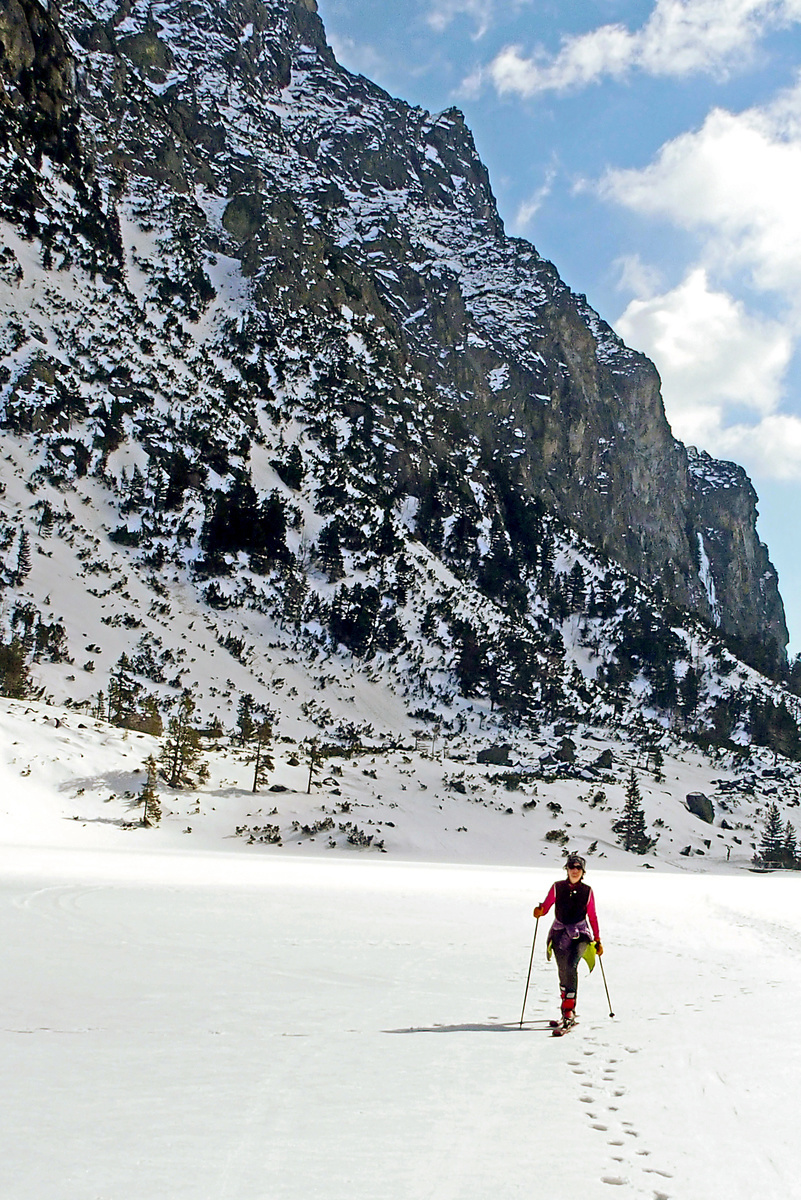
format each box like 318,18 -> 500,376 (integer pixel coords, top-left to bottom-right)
603,80 -> 801,478
467,0 -> 801,97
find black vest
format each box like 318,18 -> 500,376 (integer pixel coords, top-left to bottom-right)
554,879 -> 590,924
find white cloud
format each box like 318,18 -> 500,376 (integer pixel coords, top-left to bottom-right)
600,84 -> 801,299
425,0 -> 504,39
474,0 -> 801,96
616,269 -> 800,475
710,413 -> 801,478
614,254 -> 665,297
595,77 -> 801,479
511,168 -> 556,233
618,268 -> 791,414
327,32 -> 390,81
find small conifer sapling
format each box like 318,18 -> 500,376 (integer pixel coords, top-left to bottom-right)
250,720 -> 274,793
140,755 -> 161,826
612,768 -> 657,855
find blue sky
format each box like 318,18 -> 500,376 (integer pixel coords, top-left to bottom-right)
316,0 -> 801,656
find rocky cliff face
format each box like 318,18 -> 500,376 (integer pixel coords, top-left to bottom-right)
0,0 -> 788,674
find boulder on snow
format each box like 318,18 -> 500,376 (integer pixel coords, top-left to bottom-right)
556,737 -> 576,763
686,792 -> 715,824
477,744 -> 512,765
594,748 -> 614,770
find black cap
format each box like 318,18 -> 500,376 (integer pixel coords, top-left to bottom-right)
566,854 -> 586,871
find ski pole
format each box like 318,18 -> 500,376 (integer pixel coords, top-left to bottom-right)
598,955 -> 615,1018
518,917 -> 539,1028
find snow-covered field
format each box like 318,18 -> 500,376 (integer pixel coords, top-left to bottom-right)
3,833 -> 801,1198
2,671 -> 800,1198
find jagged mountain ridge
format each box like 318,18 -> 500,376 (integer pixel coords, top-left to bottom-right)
0,0 -> 790,735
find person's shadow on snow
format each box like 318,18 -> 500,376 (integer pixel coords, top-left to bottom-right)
384,1021 -> 549,1033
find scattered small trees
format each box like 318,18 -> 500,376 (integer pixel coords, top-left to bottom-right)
612,769 -> 657,855
749,698 -> 801,762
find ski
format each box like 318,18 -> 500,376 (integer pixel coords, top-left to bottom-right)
550,1018 -> 578,1037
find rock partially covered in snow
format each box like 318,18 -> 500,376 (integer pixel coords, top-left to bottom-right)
686,791 -> 715,824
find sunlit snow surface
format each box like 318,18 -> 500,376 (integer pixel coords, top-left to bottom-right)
2,842 -> 799,1199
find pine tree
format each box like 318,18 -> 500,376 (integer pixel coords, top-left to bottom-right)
597,574 -> 616,617
0,636 -> 31,698
160,692 -> 205,788
38,502 -> 54,538
122,465 -> 146,514
94,690 -> 107,721
272,443 -> 304,490
375,507 -> 401,558
679,665 -> 700,720
317,521 -> 345,582
282,568 -> 309,627
140,755 -> 162,825
14,531 -> 31,585
566,561 -> 586,613
249,720 -> 274,793
452,621 -> 486,698
538,532 -> 555,591
548,574 -> 568,621
757,802 -> 785,867
236,693 -> 255,745
612,769 -> 657,855
784,821 -> 798,869
640,727 -> 664,780
138,695 -> 163,737
108,654 -> 141,726
305,737 -> 322,794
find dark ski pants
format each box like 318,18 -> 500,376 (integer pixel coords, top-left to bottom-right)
553,937 -> 590,1008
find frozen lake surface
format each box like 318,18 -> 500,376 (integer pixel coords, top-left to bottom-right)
2,846 -> 799,1199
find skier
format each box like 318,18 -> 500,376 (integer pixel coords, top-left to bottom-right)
533,853 -> 603,1031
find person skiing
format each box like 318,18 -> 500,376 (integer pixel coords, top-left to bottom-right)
533,853 -> 602,1030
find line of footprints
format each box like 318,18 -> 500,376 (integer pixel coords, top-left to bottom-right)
568,1041 -> 673,1198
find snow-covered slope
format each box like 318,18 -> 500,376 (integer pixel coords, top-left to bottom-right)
2,414 -> 801,874
4,678 -> 800,873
